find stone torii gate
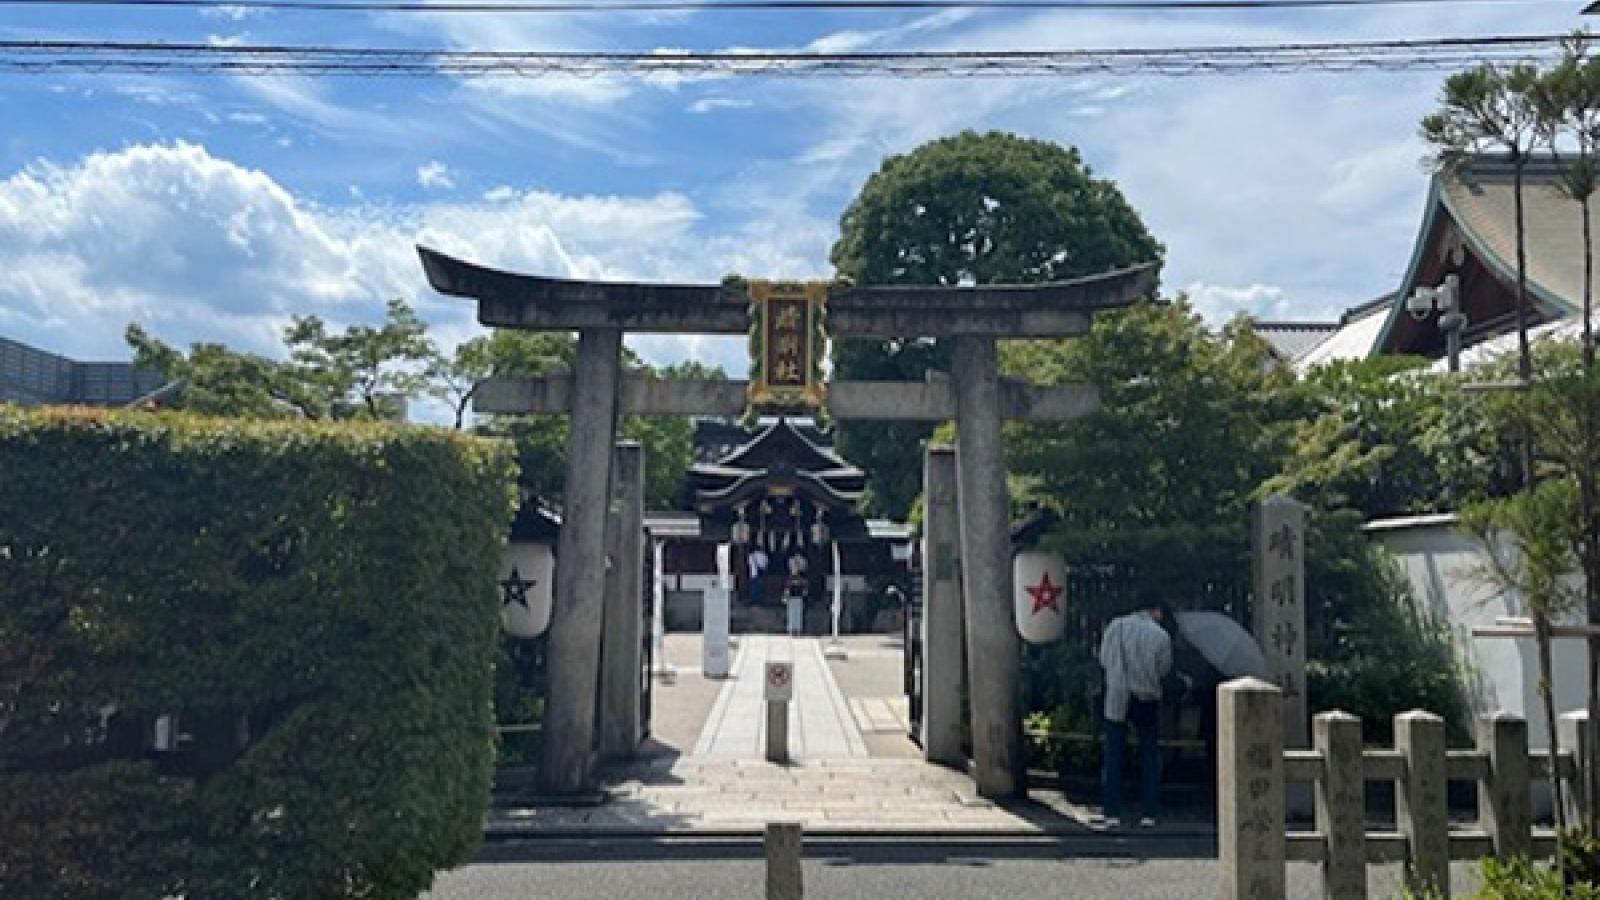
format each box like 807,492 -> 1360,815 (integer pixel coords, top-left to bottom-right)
419,246 -> 1154,798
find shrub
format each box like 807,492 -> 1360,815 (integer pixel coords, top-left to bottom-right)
0,407 -> 516,900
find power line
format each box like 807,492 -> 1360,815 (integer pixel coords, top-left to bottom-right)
0,0 -> 1560,13
0,34 -> 1566,77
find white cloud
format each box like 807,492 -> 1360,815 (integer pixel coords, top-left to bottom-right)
200,4 -> 269,19
687,95 -> 754,115
1183,282 -> 1296,324
0,143 -> 799,369
417,160 -> 457,191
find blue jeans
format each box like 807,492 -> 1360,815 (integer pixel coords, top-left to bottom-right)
1102,710 -> 1160,819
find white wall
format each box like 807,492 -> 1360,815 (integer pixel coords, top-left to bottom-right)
1368,515 -> 1588,750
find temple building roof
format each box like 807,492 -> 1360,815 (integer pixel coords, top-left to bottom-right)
1277,155 -> 1593,372
687,418 -> 866,516
1373,154 -> 1583,358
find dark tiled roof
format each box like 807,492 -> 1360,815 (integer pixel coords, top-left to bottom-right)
1252,321 -> 1340,362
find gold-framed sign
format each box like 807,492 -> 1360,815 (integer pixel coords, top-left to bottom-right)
746,280 -> 828,415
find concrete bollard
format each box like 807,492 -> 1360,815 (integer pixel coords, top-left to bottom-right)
765,661 -> 793,764
765,821 -> 803,900
766,699 -> 789,764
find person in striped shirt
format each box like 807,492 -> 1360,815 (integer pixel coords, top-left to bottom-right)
1096,599 -> 1173,829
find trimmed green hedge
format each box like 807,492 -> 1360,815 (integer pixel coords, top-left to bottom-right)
0,407 -> 517,900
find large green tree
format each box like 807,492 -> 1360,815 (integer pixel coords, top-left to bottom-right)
829,130 -> 1164,518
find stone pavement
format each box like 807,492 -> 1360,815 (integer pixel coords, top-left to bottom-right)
694,635 -> 867,759
488,757 -> 1103,836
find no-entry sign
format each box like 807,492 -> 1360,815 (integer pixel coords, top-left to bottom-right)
765,661 -> 794,702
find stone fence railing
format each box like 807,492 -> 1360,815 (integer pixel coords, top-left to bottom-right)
1219,678 -> 1594,900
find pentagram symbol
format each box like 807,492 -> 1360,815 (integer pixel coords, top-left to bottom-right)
1025,572 -> 1063,616
500,566 -> 536,609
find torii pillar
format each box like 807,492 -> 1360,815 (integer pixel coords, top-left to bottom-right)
541,328 -> 622,792
951,335 -> 1022,795
419,245 -> 1154,797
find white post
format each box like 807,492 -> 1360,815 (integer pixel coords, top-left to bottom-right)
703,543 -> 732,678
824,542 -> 847,660
650,537 -> 674,679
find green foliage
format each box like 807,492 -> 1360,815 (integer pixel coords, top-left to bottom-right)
1473,853 -> 1600,899
0,406 -> 517,900
1006,301 -> 1291,530
1269,356 -> 1510,518
127,324 -> 330,420
1463,477 -> 1583,624
829,130 -> 1163,519
284,297 -> 435,420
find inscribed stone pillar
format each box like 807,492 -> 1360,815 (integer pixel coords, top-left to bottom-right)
1251,494 -> 1308,750
951,333 -> 1022,799
1218,678 -> 1285,900
921,444 -> 965,768
599,441 -> 646,761
539,327 -> 622,794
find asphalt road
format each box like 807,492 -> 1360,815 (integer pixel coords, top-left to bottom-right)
422,838 -> 1480,899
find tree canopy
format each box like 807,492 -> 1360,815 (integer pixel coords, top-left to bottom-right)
829,130 -> 1163,518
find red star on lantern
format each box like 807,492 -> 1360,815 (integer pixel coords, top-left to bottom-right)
1025,572 -> 1063,616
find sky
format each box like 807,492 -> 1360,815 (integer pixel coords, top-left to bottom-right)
0,0 -> 1592,385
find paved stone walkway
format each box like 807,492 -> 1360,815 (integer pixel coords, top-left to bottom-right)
693,635 -> 867,759
488,757 -> 1103,836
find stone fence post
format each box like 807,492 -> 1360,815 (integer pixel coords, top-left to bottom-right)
1560,710 -> 1595,828
1219,678 -> 1284,900
1396,710 -> 1449,899
1479,713 -> 1531,859
1313,711 -> 1365,900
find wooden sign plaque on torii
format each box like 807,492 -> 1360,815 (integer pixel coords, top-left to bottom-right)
419,245 -> 1156,799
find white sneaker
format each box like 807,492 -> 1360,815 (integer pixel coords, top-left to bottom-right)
1094,815 -> 1121,829
1139,817 -> 1157,828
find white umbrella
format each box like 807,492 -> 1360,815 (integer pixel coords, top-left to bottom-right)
1175,611 -> 1269,679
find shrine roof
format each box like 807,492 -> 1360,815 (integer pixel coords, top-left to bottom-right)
1372,154 -> 1587,357
687,419 -> 866,514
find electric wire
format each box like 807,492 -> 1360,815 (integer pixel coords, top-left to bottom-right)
0,34 -> 1568,78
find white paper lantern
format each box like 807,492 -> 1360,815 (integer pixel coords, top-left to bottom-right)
1013,550 -> 1068,644
499,541 -> 555,638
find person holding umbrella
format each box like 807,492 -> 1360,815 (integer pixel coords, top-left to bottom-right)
1097,597 -> 1172,829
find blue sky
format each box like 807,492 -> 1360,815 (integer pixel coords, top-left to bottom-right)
0,0 -> 1590,382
